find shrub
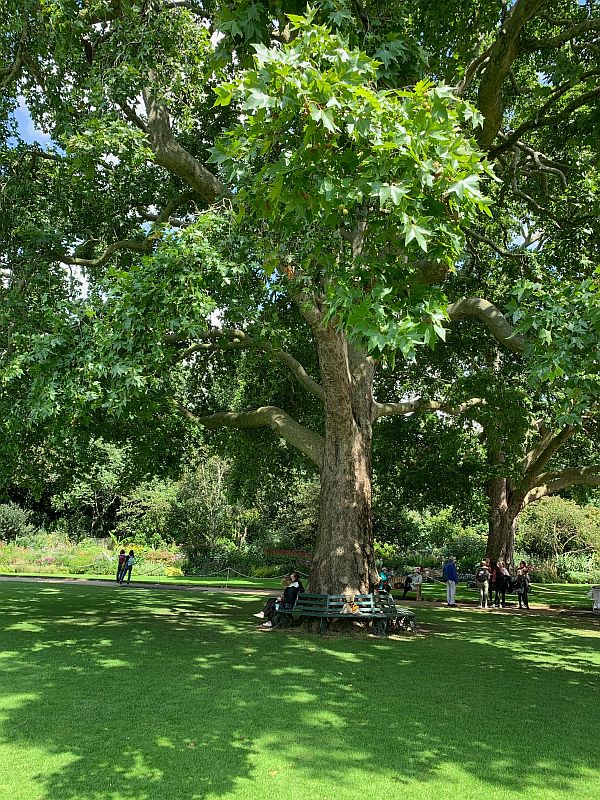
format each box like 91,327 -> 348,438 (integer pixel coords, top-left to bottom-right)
251,564 -> 286,578
442,531 -> 487,573
0,503 -> 37,542
165,566 -> 184,577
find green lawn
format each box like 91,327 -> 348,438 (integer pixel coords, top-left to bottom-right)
1,582 -> 599,800
4,572 -> 596,609
408,580 -> 595,609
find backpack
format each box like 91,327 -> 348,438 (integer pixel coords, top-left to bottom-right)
476,568 -> 488,583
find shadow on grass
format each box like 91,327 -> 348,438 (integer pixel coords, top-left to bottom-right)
0,583 -> 599,800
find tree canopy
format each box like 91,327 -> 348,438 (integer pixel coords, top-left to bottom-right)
2,0 -> 600,590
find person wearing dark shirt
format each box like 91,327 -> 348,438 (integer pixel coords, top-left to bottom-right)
254,572 -> 305,628
442,557 -> 459,606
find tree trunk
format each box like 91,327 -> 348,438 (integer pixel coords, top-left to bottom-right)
309,329 -> 379,594
486,475 -> 518,565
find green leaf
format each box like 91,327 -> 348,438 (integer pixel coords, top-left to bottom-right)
404,222 -> 431,251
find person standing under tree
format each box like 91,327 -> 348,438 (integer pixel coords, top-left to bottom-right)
442,557 -> 458,606
475,560 -> 490,609
516,564 -> 530,610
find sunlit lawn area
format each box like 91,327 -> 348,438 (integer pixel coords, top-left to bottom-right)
1,582 -> 599,800
3,573 -> 596,609
409,580 -> 594,609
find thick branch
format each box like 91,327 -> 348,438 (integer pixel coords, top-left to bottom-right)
521,19 -> 600,51
523,465 -> 600,505
476,0 -> 548,149
60,239 -> 152,269
0,22 -> 28,88
179,404 -> 324,468
447,297 -> 526,353
142,87 -> 232,204
374,396 -> 485,420
522,426 -> 575,476
494,86 -> 600,155
462,226 -> 527,259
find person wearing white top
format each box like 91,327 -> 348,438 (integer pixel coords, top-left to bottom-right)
411,568 -> 423,602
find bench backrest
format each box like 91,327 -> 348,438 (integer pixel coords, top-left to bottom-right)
292,592 -> 397,614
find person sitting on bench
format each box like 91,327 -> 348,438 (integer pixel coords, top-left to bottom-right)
254,572 -> 304,628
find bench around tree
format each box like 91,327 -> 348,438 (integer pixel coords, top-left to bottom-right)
274,592 -> 416,635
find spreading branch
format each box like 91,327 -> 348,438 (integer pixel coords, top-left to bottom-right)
0,22 -> 28,88
446,297 -> 526,353
60,191 -> 198,268
521,19 -> 600,51
523,465 -> 600,505
373,396 -> 486,420
178,404 -> 324,468
141,86 -> 232,204
521,426 -> 575,477
493,85 -> 600,156
462,226 -> 527,259
60,239 -> 152,269
476,0 -> 548,149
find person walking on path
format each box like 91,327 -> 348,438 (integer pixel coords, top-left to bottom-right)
116,549 -> 127,583
119,550 -> 135,585
475,560 -> 490,609
442,557 -> 458,606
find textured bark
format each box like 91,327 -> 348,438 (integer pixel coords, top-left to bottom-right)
486,475 -> 519,564
476,0 -> 548,148
309,325 -> 379,595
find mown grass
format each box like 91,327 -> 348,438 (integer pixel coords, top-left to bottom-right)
3,573 -> 596,609
408,580 -> 594,609
0,582 -> 599,800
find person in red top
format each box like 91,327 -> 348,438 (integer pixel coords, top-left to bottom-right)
116,549 -> 127,583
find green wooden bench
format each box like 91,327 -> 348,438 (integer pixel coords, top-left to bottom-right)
274,592 -> 416,636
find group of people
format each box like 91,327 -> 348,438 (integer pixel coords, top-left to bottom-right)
116,549 -> 135,585
443,556 -> 533,610
380,558 -> 533,610
253,571 -> 305,627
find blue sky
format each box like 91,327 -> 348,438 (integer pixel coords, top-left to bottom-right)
12,97 -> 53,147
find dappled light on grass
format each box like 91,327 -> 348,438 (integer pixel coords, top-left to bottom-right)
0,583 -> 598,800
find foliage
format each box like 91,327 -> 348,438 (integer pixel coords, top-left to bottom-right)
213,13 -> 492,358
509,274 -> 600,423
51,438 -> 133,538
0,502 -> 36,542
518,496 -> 600,559
115,477 -> 179,547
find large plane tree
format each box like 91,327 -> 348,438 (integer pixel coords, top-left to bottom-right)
2,0 -> 600,592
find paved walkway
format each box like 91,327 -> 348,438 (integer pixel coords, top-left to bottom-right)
0,575 -> 273,596
1,575 -> 597,617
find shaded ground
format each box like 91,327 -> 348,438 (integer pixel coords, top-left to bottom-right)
1,582 -> 599,800
1,574 -> 595,613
